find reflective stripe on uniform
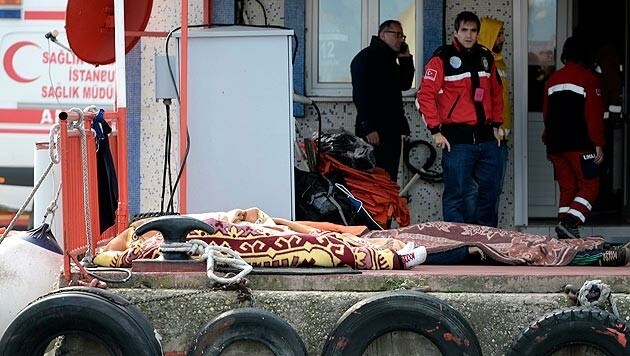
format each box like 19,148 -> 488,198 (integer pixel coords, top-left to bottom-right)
567,208 -> 586,222
574,196 -> 593,211
444,71 -> 491,82
547,83 -> 586,97
558,206 -> 570,214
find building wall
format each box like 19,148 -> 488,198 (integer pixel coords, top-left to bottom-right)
134,0 -> 515,227
135,0 -> 205,216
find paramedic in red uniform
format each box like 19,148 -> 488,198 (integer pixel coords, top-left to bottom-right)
543,36 -> 605,239
417,11 -> 503,227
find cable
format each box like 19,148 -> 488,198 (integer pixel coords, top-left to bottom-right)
251,0 -> 268,26
160,99 -> 174,213
312,102 -> 322,167
403,139 -> 443,183
236,0 -> 244,24
45,39 -> 62,110
166,130 -> 189,213
236,0 -> 269,27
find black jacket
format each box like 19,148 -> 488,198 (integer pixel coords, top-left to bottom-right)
351,36 -> 415,138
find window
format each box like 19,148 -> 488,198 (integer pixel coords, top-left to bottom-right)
306,0 -> 422,98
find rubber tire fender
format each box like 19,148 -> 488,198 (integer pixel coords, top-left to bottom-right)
187,307 -> 307,356
321,290 -> 482,356
0,287 -> 162,356
506,306 -> 630,356
40,286 -> 163,355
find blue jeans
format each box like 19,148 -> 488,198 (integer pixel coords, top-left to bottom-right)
463,140 -> 509,224
442,141 -> 502,227
425,246 -> 469,264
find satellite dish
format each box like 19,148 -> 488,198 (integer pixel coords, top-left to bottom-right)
65,0 -> 153,66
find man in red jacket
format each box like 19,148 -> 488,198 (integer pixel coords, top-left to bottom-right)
543,36 -> 605,238
417,11 -> 503,227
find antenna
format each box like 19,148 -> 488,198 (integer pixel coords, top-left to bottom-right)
44,29 -> 73,54
65,0 -> 153,65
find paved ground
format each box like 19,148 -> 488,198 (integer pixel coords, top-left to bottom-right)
375,264 -> 630,276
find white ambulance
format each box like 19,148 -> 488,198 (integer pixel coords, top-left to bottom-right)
0,0 -> 115,226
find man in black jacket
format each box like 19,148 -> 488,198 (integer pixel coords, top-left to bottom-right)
351,20 -> 415,181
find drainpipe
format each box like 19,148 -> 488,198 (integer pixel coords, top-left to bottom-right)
179,0 -> 189,213
205,0 -> 212,25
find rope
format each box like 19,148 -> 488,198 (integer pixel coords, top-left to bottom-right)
41,123 -> 62,226
0,162 -> 54,244
42,184 -> 62,226
68,107 -> 94,263
0,123 -> 62,245
576,279 -> 620,318
49,123 -> 61,164
159,240 -> 253,284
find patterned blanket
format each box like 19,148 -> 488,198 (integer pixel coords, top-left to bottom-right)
364,221 -> 605,266
94,208 -> 403,270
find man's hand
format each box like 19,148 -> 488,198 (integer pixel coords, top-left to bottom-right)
366,131 -> 380,146
594,146 -> 604,165
433,132 -> 451,152
493,127 -> 501,146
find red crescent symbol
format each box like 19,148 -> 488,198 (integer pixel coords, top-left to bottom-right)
3,41 -> 41,83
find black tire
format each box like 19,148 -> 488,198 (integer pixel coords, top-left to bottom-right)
187,307 -> 306,356
322,290 -> 482,356
507,306 -> 630,356
41,286 -> 163,355
0,287 -> 163,356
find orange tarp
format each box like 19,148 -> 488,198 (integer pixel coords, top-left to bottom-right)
318,154 -> 410,227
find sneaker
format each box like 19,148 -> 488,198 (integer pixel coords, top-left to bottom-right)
397,242 -> 415,255
555,222 -> 581,239
398,246 -> 427,269
600,247 -> 630,267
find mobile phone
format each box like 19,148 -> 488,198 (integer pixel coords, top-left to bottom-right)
400,42 -> 409,53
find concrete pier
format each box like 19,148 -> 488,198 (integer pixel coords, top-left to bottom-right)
83,263 -> 630,356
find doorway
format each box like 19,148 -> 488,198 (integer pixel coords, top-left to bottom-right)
523,0 -> 628,225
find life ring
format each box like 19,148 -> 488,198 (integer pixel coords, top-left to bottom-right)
187,307 -> 306,356
322,290 -> 482,356
506,306 -> 630,355
0,287 -> 163,356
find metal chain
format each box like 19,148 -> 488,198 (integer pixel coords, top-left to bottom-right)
130,240 -> 255,306
131,278 -> 254,306
53,335 -> 65,353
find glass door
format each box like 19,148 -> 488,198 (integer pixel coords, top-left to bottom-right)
526,0 -> 566,218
